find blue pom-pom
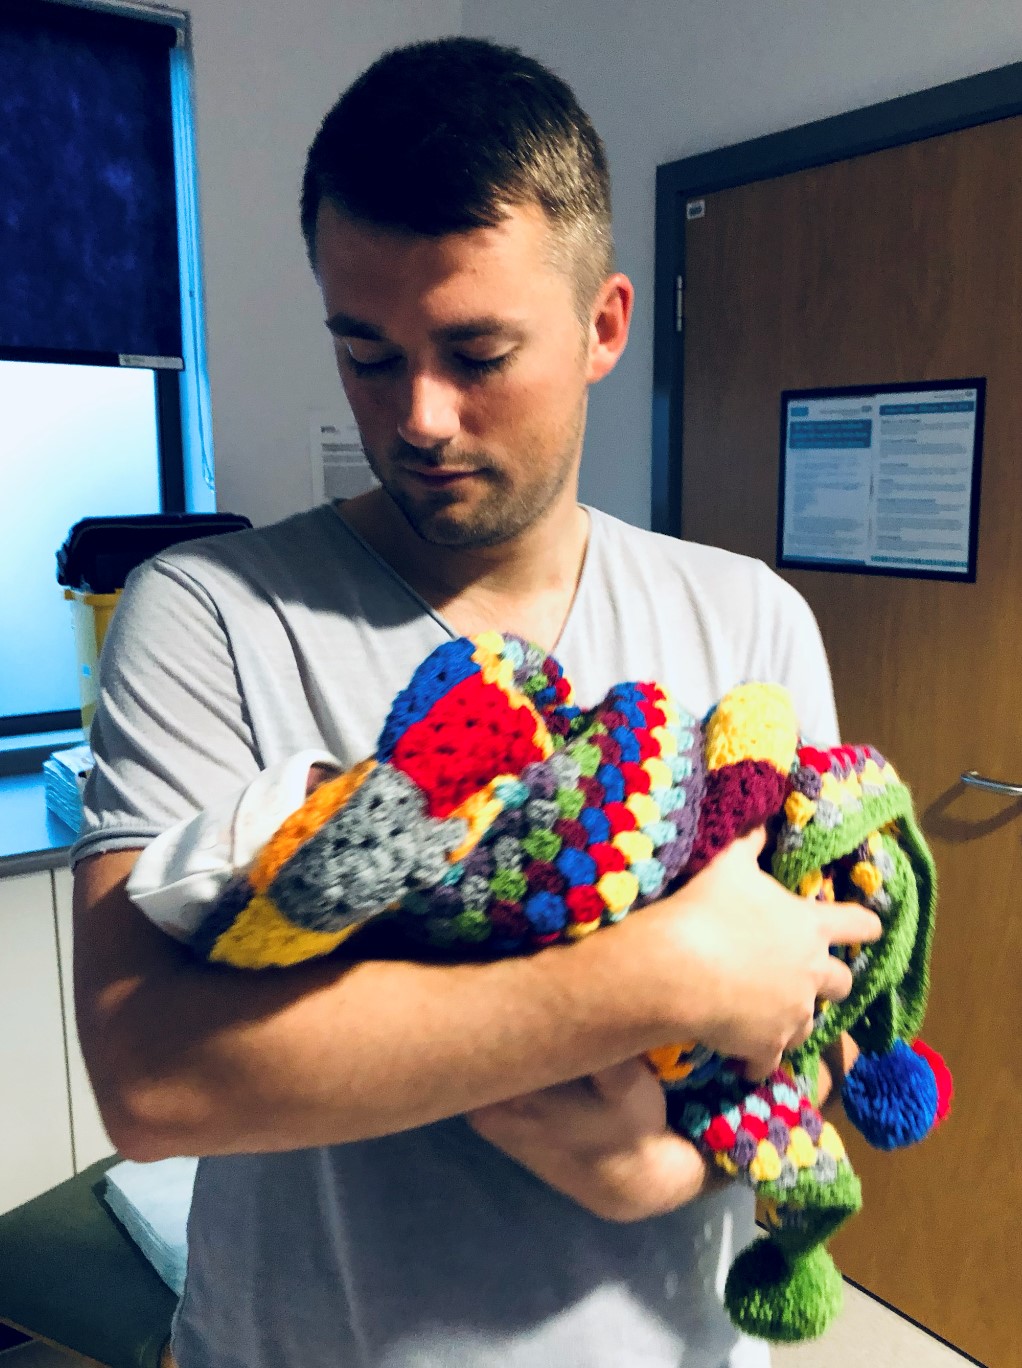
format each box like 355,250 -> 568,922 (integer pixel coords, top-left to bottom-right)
842,1040 -> 938,1149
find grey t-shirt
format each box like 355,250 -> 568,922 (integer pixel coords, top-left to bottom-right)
75,502 -> 837,1368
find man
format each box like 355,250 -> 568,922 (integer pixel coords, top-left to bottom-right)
73,36 -> 879,1368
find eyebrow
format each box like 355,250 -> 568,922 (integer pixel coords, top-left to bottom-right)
324,312 -> 526,344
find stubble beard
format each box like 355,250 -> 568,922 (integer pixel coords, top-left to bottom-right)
367,418 -> 584,552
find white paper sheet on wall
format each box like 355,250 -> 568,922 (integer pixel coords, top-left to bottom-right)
308,403 -> 377,505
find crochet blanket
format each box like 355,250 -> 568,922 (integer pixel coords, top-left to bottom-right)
175,632 -> 951,1343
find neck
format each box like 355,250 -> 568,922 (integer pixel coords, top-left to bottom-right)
338,487 -> 590,649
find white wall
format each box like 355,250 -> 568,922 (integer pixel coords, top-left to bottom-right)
463,0 -> 1022,530
185,0 -> 463,527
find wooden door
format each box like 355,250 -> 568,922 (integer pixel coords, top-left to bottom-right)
680,117 -> 1022,1366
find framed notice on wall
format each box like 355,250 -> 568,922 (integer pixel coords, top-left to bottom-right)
777,378 -> 985,581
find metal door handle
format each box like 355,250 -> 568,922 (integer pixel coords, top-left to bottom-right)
961,770 -> 1022,796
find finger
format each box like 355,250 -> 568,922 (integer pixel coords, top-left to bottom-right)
826,903 -> 884,945
818,954 -> 854,1003
587,1060 -> 642,1102
742,1050 -> 783,1082
822,1031 -> 860,1091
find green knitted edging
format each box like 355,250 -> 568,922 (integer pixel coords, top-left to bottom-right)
754,1159 -> 861,1219
780,784 -> 936,1062
772,782 -> 911,888
725,1242 -> 844,1343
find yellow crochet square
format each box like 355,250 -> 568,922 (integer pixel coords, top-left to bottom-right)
704,683 -> 799,773
209,893 -> 361,969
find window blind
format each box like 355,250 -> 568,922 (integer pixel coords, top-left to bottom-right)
0,1 -> 182,360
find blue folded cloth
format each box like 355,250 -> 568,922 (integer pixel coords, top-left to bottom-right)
103,1156 -> 197,1296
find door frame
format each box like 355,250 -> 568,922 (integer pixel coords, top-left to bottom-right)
652,60 -> 1022,538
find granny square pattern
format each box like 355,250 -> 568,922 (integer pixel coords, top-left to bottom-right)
187,632 -> 950,1343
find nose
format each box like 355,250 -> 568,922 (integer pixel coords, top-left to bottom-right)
397,370 -> 461,449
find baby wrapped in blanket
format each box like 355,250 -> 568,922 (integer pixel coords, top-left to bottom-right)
127,631 -> 951,1343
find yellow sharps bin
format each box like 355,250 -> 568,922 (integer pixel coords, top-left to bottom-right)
63,588 -> 122,730
57,514 -> 253,733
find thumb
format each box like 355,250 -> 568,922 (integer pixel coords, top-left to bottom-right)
742,1049 -> 783,1083
733,824 -> 768,860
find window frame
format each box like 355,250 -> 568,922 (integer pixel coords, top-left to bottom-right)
3,0 -> 212,750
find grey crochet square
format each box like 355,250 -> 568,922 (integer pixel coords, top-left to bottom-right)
268,765 -> 464,932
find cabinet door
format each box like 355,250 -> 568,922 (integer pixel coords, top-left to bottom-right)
0,872 -> 74,1213
52,867 -> 115,1171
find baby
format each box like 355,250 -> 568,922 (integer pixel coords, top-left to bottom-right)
127,631 -> 950,1343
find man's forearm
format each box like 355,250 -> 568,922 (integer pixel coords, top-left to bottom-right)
75,853 -> 687,1161
76,835 -> 877,1162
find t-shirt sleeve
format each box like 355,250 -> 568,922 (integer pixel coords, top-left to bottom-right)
750,563 -> 840,746
72,556 -> 263,866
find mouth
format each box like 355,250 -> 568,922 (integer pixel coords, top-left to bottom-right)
404,466 -> 481,487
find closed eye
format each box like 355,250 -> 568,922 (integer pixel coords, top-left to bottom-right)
343,351 -> 400,377
455,351 -> 515,376
342,348 -> 516,380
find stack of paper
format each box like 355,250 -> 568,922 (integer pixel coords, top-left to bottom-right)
42,743 -> 93,835
103,1155 -> 198,1296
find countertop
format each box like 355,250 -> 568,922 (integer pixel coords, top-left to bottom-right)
0,772 -> 75,877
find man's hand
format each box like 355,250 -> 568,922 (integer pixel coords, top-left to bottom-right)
466,1036 -> 863,1221
635,827 -> 883,1080
466,1057 -> 724,1222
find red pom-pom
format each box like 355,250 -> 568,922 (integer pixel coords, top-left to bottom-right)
912,1039 -> 954,1125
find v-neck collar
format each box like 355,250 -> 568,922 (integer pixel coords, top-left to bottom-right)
326,500 -> 597,655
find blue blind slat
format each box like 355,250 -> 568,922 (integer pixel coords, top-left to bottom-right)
0,3 -> 182,358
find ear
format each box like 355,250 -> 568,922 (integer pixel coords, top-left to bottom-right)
585,272 -> 634,383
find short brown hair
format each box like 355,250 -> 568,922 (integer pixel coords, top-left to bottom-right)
300,37 -> 614,310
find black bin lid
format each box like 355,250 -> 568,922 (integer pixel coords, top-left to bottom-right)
56,512 -> 253,593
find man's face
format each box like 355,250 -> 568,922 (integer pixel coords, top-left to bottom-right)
313,200 -> 599,549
